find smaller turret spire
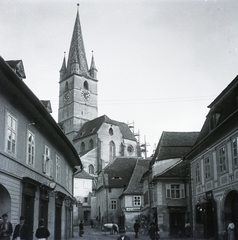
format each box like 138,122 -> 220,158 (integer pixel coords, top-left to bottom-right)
89,50 -> 98,79
59,52 -> 67,81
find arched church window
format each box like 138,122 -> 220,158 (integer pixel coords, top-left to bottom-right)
89,139 -> 94,149
81,142 -> 85,152
89,164 -> 94,174
84,81 -> 89,90
109,127 -> 113,136
109,141 -> 116,162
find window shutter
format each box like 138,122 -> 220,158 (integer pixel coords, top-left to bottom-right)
42,155 -> 46,173
180,184 -> 185,198
166,184 -> 171,198
50,159 -> 53,177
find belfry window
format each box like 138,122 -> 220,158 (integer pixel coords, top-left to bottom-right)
84,81 -> 89,90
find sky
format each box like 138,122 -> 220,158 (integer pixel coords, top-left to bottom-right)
1,0 -> 238,156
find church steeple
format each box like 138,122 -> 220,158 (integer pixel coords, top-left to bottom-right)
59,52 -> 66,82
66,4 -> 89,77
89,51 -> 97,79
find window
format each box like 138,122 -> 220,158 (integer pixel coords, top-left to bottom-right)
66,165 -> 69,189
84,81 -> 89,90
111,200 -> 117,210
109,127 -> 113,136
195,163 -> 200,183
166,184 -> 185,199
134,196 -> 141,206
27,130 -> 35,166
109,141 -> 115,161
204,156 -> 211,179
81,142 -> 85,152
127,145 -> 134,155
6,113 -> 17,155
218,146 -> 227,173
232,137 -> 238,166
89,164 -> 94,174
56,155 -> 61,182
43,145 -> 53,176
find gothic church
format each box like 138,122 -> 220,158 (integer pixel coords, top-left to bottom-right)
58,6 -> 139,176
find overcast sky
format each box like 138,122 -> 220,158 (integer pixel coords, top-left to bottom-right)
1,0 -> 238,156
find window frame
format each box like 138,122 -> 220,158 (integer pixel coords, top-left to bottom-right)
43,145 -> 53,176
195,162 -> 201,184
218,145 -> 227,174
5,112 -> 17,156
111,199 -> 117,210
204,155 -> 211,179
27,129 -> 35,166
56,155 -> 61,183
133,196 -> 141,206
232,137 -> 238,166
166,183 -> 185,199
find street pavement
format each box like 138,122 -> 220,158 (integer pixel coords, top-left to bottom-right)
68,225 -> 207,240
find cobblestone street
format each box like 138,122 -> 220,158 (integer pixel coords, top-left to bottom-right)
69,226 -> 207,240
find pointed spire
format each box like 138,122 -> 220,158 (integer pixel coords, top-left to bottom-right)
66,4 -> 89,77
60,52 -> 67,73
89,50 -> 98,79
59,52 -> 67,81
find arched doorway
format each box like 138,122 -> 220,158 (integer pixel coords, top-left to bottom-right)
224,190 -> 238,240
0,184 -> 11,217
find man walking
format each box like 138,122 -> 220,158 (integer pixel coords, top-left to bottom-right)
0,214 -> 13,240
133,220 -> 140,238
13,216 -> 29,240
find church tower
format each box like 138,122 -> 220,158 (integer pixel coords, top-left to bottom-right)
58,5 -> 98,142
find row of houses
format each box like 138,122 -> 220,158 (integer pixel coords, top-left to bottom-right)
0,56 -> 83,240
84,75 -> 238,240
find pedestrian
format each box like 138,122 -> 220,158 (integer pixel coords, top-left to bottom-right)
0,213 -> 13,240
35,219 -> 50,240
117,229 -> 130,240
185,222 -> 191,238
227,219 -> 235,240
133,220 -> 140,238
90,219 -> 94,228
13,216 -> 29,240
149,223 -> 160,240
79,220 -> 84,237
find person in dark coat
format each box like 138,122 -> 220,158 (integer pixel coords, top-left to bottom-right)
117,229 -> 130,240
79,221 -> 84,237
0,213 -> 13,240
13,216 -> 29,240
133,220 -> 140,238
35,219 -> 50,240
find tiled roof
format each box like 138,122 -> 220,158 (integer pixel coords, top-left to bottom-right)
154,159 -> 190,178
103,158 -> 138,188
74,115 -> 136,141
66,9 -> 89,77
151,131 -> 199,164
123,159 -> 150,195
184,75 -> 238,159
74,169 -> 93,179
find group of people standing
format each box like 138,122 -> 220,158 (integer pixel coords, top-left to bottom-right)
0,214 -> 50,240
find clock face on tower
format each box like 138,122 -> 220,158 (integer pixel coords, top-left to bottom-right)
81,90 -> 91,101
63,91 -> 70,102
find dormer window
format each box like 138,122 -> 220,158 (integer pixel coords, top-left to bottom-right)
209,113 -> 220,131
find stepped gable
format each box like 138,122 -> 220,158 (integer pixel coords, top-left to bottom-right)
151,131 -> 199,165
103,157 -> 137,188
122,159 -> 150,195
74,115 -> 136,141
